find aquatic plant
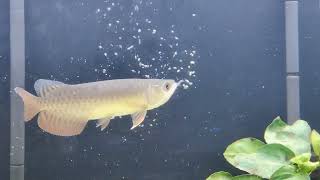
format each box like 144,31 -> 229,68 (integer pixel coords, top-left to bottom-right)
206,117 -> 320,180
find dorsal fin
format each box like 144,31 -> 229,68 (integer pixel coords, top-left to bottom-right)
34,79 -> 66,97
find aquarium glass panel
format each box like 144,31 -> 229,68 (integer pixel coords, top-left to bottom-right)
25,0 -> 286,179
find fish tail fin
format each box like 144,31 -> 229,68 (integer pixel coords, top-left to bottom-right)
14,87 -> 41,122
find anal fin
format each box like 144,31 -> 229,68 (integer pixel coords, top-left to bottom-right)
131,110 -> 147,130
96,116 -> 113,131
38,112 -> 87,136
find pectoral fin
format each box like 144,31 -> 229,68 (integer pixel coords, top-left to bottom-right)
96,116 -> 113,131
131,110 -> 147,130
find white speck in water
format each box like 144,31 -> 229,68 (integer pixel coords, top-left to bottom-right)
145,18 -> 151,23
138,29 -> 141,33
152,29 -> 157,34
104,53 -> 107,57
192,13 -> 197,17
188,71 -> 195,76
139,62 -> 151,68
98,45 -> 103,49
190,61 -> 195,65
107,7 -> 111,11
134,5 -> 139,11
114,52 -> 118,56
102,69 -> 107,73
96,8 -> 101,13
127,45 -> 134,50
173,51 -> 177,58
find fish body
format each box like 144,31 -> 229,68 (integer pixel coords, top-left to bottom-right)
15,79 -> 180,136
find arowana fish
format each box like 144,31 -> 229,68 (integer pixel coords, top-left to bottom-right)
15,79 -> 182,136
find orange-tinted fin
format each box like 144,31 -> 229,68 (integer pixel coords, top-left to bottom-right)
96,116 -> 113,131
38,111 -> 87,136
131,110 -> 147,130
14,87 -> 41,122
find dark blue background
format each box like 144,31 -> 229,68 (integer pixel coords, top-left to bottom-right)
300,0 -> 320,131
10,0 -> 320,179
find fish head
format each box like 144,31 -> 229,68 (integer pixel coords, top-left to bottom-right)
146,79 -> 181,109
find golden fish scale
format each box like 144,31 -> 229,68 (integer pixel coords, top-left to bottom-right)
40,81 -> 149,121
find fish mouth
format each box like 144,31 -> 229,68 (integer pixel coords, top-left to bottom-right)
170,80 -> 185,93
176,80 -> 185,88
168,80 -> 185,100
177,80 -> 184,86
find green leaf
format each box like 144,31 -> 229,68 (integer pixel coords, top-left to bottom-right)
297,161 -> 320,174
290,153 -> 311,164
264,117 -> 311,155
271,165 -> 310,180
232,174 -> 262,180
224,138 -> 265,165
206,171 -> 232,180
206,172 -> 262,180
290,153 -> 320,174
311,130 -> 320,157
225,141 -> 295,179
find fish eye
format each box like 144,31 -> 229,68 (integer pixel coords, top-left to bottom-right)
164,82 -> 171,91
